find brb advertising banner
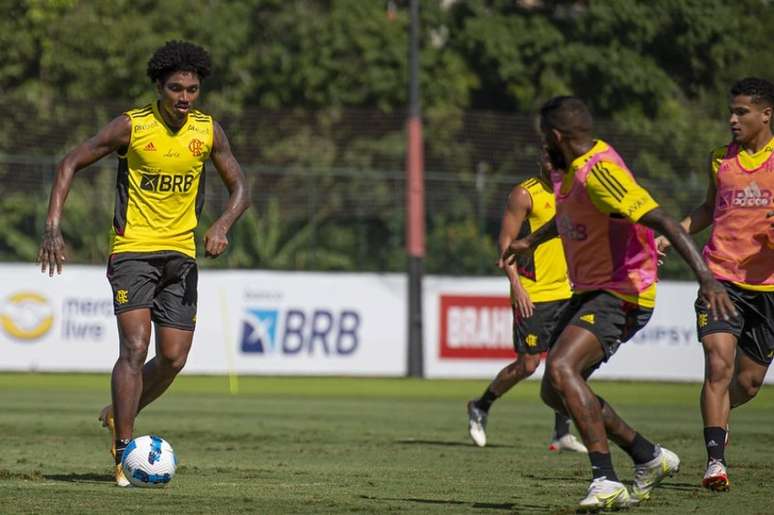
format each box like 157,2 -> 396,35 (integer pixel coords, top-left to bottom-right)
0,265 -> 406,376
425,277 -> 774,383
193,271 -> 405,376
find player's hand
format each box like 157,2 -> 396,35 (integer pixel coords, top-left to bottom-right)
203,224 -> 229,258
37,224 -> 66,277
499,238 -> 531,267
699,276 -> 737,321
512,284 -> 534,319
655,235 -> 670,266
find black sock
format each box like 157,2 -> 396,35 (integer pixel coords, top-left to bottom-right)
476,387 -> 498,412
704,426 -> 727,465
553,412 -> 571,439
589,452 -> 619,482
621,432 -> 658,465
115,439 -> 130,465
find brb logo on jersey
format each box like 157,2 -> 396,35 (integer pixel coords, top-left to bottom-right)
140,173 -> 195,193
717,181 -> 773,210
556,214 -> 588,241
241,307 -> 360,356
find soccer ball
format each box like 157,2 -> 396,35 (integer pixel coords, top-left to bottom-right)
121,435 -> 177,487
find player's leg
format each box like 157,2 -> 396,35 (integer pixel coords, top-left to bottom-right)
729,290 -> 774,409
700,332 -> 735,492
729,350 -> 769,409
110,308 -> 153,486
543,325 -> 631,510
541,299 -> 587,454
101,253 -> 160,486
113,309 -> 153,439
695,282 -> 745,490
137,253 -> 198,412
467,353 -> 542,447
701,332 -> 736,440
137,326 -> 194,412
467,301 -> 552,447
543,325 -> 608,453
547,292 -> 677,507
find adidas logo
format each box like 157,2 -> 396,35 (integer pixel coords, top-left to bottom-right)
579,313 -> 595,324
707,440 -> 718,448
728,181 -> 772,208
143,142 -> 157,151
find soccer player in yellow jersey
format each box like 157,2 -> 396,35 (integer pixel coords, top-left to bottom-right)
37,41 -> 250,486
658,78 -> 774,492
467,153 -> 586,454
503,97 -> 734,510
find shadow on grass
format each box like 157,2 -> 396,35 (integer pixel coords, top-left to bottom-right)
360,495 -> 553,513
656,481 -> 702,492
43,473 -> 114,484
395,438 -> 515,448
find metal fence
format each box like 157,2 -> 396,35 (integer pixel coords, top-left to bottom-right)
0,102 -> 715,277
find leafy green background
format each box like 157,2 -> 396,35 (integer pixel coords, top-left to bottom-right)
1,0 -> 772,278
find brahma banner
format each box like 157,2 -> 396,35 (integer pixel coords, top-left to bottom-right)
424,276 -> 774,383
438,294 -> 514,359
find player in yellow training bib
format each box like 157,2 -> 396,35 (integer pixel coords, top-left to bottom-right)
467,152 -> 586,454
37,41 -> 250,487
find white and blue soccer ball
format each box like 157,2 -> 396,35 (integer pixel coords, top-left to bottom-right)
121,435 -> 177,487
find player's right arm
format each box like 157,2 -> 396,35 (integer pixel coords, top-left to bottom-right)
656,152 -> 718,254
497,185 -> 534,318
38,115 -> 131,276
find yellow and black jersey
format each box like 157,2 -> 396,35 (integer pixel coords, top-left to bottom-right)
514,177 -> 572,303
111,102 -> 214,258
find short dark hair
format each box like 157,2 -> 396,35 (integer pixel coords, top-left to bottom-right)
539,96 -> 593,134
730,77 -> 774,108
146,40 -> 211,83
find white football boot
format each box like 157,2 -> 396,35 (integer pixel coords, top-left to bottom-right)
548,433 -> 588,454
631,445 -> 680,502
702,458 -> 730,492
578,477 -> 631,511
466,400 -> 487,447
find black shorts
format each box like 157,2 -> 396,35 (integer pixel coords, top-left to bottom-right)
513,299 -> 568,355
106,251 -> 198,331
695,281 -> 774,366
551,290 -> 653,363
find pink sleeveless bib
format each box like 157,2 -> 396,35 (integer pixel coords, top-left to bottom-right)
704,143 -> 774,284
553,145 -> 657,295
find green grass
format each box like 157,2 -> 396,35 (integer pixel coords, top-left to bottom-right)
0,373 -> 772,514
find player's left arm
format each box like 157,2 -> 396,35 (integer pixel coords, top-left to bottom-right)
585,162 -> 735,321
205,121 -> 251,258
639,208 -> 735,321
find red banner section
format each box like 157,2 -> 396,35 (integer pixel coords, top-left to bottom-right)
439,295 -> 515,359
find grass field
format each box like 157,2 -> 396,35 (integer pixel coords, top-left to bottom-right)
0,373 -> 772,514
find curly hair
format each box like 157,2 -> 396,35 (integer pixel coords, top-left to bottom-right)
730,77 -> 774,108
146,40 -> 211,83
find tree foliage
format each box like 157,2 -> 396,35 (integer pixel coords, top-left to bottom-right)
1,0 -> 773,278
